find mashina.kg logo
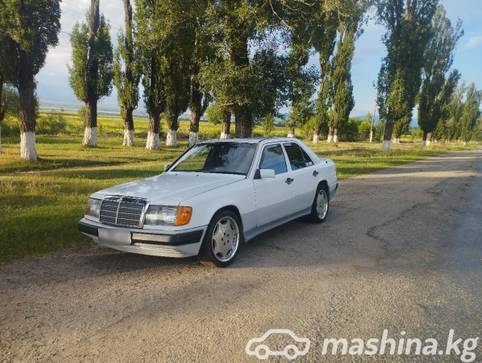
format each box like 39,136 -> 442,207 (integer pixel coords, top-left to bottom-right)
245,329 -> 311,360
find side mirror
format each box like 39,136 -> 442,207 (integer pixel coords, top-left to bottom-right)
259,169 -> 275,179
164,163 -> 171,172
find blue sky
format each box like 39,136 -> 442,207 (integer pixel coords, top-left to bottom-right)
37,0 -> 482,117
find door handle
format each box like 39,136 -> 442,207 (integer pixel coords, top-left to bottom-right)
313,170 -> 319,177
285,177 -> 294,185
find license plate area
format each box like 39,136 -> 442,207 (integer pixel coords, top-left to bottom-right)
98,228 -> 131,245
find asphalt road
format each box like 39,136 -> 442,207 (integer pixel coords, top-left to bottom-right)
1,150 -> 481,362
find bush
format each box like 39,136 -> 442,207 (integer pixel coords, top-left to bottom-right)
261,114 -> 275,136
36,113 -> 67,135
205,102 -> 223,125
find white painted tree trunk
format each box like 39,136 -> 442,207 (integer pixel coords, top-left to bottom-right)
189,131 -> 199,146
369,128 -> 373,143
0,126 -> 2,153
422,139 -> 431,146
382,140 -> 391,152
83,127 -> 97,147
287,132 -> 294,138
166,129 -> 177,146
20,131 -> 37,161
333,128 -> 338,143
145,131 -> 160,150
123,130 -> 135,147
220,132 -> 230,139
394,137 -> 400,144
327,134 -> 333,143
312,134 -> 319,143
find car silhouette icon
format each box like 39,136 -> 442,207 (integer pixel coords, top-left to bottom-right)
245,329 -> 311,360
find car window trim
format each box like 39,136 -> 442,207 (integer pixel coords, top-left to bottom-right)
256,143 -> 289,177
283,142 -> 313,171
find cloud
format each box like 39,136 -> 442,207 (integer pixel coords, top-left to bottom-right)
465,35 -> 482,49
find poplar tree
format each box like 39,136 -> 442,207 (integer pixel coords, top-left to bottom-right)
113,0 -> 140,147
135,0 -> 165,150
69,0 -> 113,147
0,0 -> 61,160
376,0 -> 437,151
418,5 -> 463,146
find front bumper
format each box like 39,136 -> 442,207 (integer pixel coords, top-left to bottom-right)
79,218 -> 206,258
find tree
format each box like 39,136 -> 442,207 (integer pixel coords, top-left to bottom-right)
135,0 -> 165,150
313,8 -> 338,143
202,0 -> 265,138
113,0 -> 141,147
286,41 -> 316,138
328,19 -> 358,143
143,0 -> 195,147
459,83 -> 481,143
376,0 -> 437,151
188,0 -> 212,145
69,0 -> 113,147
418,5 -> 463,146
0,0 -> 61,160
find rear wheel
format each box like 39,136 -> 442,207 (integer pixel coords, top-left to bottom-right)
308,184 -> 330,223
198,209 -> 243,267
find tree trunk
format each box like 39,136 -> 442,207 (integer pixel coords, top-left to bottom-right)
422,131 -> 432,146
382,121 -> 393,152
369,128 -> 373,143
287,125 -> 295,138
146,112 -> 160,150
189,108 -> 200,146
327,126 -> 333,142
234,106 -> 252,138
83,99 -> 98,146
123,108 -> 135,146
220,109 -> 231,139
312,133 -> 320,143
0,77 -> 3,154
166,112 -> 179,147
18,71 -> 37,160
333,128 -> 338,143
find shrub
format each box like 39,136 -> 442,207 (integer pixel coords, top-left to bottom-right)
36,113 -> 67,135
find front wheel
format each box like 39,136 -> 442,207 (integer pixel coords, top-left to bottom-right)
308,184 -> 330,223
198,209 -> 243,267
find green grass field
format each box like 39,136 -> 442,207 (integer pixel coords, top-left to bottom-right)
0,113 -> 477,264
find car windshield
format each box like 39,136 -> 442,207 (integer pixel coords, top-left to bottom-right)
172,142 -> 256,175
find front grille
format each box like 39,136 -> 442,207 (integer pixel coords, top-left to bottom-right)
100,196 -> 147,228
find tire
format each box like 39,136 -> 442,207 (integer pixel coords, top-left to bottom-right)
198,209 -> 243,267
308,183 -> 330,223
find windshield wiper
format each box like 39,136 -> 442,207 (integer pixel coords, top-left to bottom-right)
205,170 -> 246,175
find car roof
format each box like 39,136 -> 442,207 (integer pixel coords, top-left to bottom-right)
200,137 -> 301,145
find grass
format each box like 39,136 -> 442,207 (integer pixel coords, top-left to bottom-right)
0,113 -> 478,264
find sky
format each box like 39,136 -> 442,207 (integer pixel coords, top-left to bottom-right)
36,0 -> 482,118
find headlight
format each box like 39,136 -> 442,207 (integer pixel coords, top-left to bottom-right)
85,198 -> 101,220
144,205 -> 192,226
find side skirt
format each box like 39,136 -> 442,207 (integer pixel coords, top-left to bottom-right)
244,208 -> 311,242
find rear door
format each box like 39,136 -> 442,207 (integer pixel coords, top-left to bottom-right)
253,143 -> 297,227
282,142 -> 318,212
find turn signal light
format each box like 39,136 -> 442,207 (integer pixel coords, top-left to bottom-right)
176,206 -> 192,226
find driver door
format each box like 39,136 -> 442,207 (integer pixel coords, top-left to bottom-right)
253,143 -> 297,227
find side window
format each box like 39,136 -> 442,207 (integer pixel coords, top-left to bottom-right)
283,143 -> 314,170
259,144 -> 287,175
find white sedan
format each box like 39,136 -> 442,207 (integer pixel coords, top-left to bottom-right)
79,138 -> 337,266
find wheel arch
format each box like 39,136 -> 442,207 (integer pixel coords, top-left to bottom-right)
212,205 -> 244,230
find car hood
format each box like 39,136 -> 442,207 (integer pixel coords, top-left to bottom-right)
91,172 -> 245,205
